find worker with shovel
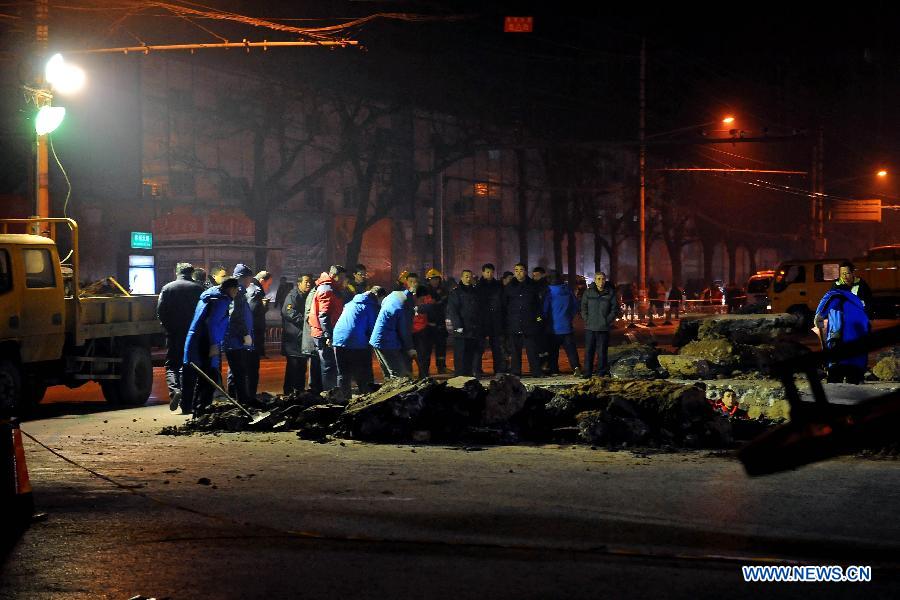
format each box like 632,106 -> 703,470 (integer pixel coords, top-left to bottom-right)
180,278 -> 241,415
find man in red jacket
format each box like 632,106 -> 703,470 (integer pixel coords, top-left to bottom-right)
308,265 -> 347,391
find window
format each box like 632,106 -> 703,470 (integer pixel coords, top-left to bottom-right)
23,248 -> 56,289
815,263 -> 840,282
773,264 -> 805,293
0,250 -> 11,294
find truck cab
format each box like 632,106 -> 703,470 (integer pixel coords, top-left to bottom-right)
768,258 -> 846,326
0,218 -> 162,413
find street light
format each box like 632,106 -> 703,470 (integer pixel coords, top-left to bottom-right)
722,116 -> 735,124
877,169 -> 888,178
31,53 -> 85,221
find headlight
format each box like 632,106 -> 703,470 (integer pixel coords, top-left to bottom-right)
766,304 -> 772,310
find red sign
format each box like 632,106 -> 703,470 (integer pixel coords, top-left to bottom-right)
504,16 -> 533,33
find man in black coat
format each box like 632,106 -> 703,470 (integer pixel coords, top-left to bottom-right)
246,270 -> 273,398
448,269 -> 482,377
281,274 -> 314,394
503,263 -> 545,378
580,272 -> 619,377
475,263 -> 507,375
157,262 -> 204,409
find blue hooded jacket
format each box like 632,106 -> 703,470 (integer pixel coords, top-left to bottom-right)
815,289 -> 870,370
222,285 -> 254,352
370,290 -> 414,351
184,286 -> 234,368
333,292 -> 379,350
543,283 -> 579,335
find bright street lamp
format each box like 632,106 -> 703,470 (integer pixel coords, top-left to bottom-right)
722,116 -> 735,124
877,169 -> 888,178
35,105 -> 65,135
44,53 -> 85,96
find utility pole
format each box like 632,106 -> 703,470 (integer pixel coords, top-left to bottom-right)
814,126 -> 826,257
638,37 -> 647,302
34,0 -> 50,221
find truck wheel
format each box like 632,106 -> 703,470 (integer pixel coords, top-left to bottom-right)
117,345 -> 153,406
0,359 -> 22,412
100,380 -> 121,404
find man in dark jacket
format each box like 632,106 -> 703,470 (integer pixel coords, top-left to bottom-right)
301,281 -> 323,394
580,272 -> 619,378
448,269 -> 482,376
426,268 -> 450,374
181,278 -> 239,414
503,263 -> 545,378
226,264 -> 256,404
157,262 -> 204,410
245,270 -> 272,398
281,274 -> 314,394
309,265 -> 347,391
475,263 -> 506,375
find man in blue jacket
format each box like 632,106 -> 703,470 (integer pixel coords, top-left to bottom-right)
543,271 -> 582,377
815,286 -> 870,384
333,286 -> 386,396
180,278 -> 240,414
226,264 -> 256,404
370,287 -> 417,379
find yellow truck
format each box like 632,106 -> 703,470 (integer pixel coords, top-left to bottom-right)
0,218 -> 162,411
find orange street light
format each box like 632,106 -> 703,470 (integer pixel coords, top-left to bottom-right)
877,169 -> 888,178
722,116 -> 735,124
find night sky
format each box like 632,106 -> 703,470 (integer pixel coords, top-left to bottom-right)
0,1 -> 896,253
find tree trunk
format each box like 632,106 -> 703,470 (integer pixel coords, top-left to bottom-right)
726,240 -> 737,285
593,227 -> 604,275
252,205 -> 269,271
664,237 -> 684,288
551,197 -> 564,274
566,228 -> 578,279
701,238 -> 715,285
747,245 -> 758,276
516,149 -> 529,263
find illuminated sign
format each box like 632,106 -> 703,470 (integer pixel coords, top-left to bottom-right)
504,16 -> 533,33
130,231 -> 153,249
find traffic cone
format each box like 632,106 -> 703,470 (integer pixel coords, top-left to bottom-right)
3,417 -> 34,527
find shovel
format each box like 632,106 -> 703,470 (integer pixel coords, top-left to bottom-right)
188,362 -> 272,426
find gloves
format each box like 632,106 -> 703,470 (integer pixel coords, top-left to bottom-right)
455,328 -> 464,334
536,316 -> 543,322
242,335 -> 253,347
208,344 -> 219,358
407,349 -> 418,358
326,338 -> 333,347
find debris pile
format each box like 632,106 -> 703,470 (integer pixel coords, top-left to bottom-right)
664,314 -> 808,379
607,343 -> 664,379
872,348 -> 900,382
161,374 -> 734,449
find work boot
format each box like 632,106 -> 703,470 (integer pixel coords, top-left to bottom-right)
572,367 -> 583,378
169,390 -> 181,412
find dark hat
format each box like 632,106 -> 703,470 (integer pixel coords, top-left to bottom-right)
233,263 -> 253,278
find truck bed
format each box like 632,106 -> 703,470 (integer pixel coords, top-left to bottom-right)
66,294 -> 163,345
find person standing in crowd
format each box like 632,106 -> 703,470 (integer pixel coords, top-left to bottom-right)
815,280 -> 870,384
226,264 -> 256,404
180,278 -> 240,415
666,281 -> 684,323
191,267 -> 211,289
370,286 -> 417,378
210,265 -> 228,286
504,263 -> 545,378
333,286 -> 386,396
531,266 -> 551,372
426,268 -> 450,374
475,263 -> 507,375
581,272 -> 619,378
274,276 -> 291,310
544,271 -> 582,377
833,260 -> 874,317
158,262 -> 204,411
407,273 -> 436,378
501,271 -> 514,287
300,276 -> 324,395
448,269 -> 482,377
309,265 -> 347,391
346,264 -> 370,296
246,270 -> 272,398
281,274 -> 314,395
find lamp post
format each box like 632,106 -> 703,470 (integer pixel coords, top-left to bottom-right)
28,53 -> 85,222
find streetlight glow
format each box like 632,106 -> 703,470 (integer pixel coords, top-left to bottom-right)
45,53 -> 85,95
877,169 -> 888,177
722,116 -> 735,124
35,105 -> 66,135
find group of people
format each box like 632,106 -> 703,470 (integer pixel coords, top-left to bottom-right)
156,260 -> 621,414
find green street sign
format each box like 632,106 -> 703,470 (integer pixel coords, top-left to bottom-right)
131,231 -> 153,249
